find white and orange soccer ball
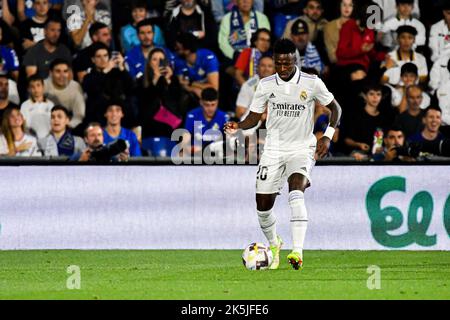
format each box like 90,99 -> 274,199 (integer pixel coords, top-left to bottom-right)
242,243 -> 273,270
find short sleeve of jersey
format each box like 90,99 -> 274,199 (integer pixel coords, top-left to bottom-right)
203,51 -> 219,74
185,112 -> 195,135
314,78 -> 334,106
249,81 -> 269,114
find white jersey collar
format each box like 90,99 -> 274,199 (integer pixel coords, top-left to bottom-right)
275,66 -> 301,85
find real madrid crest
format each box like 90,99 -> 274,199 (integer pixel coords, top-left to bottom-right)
300,90 -> 308,101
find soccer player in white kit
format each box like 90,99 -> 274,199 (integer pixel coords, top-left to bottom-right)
225,39 -> 342,270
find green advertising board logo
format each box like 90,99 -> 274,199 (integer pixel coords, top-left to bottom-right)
366,176 -> 450,248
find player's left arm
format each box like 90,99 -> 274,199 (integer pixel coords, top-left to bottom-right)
316,99 -> 342,159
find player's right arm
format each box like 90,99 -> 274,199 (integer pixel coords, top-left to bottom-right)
224,80 -> 268,134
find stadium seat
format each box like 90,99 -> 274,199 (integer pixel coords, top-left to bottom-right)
141,137 -> 177,158
273,14 -> 299,39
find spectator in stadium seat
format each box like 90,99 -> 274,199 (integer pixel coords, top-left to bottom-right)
336,2 -> 385,73
166,0 -> 217,51
73,122 -> 130,162
233,28 -> 271,87
2,0 -> 62,24
174,33 -> 220,100
23,17 -> 72,78
20,75 -> 54,139
373,126 -> 413,162
429,54 -> 450,93
38,105 -> 86,157
66,0 -> 112,49
218,0 -> 270,64
82,43 -> 135,129
235,55 -> 274,120
290,19 -> 324,75
394,85 -> 425,139
343,84 -> 391,156
429,1 -> 450,63
380,0 -> 426,50
436,63 -> 450,137
408,106 -> 445,146
0,24 -> 20,82
373,0 -> 420,22
283,0 -> 328,43
103,103 -> 141,157
135,48 -> 182,140
182,87 -> 229,154
45,59 -> 86,129
125,19 -> 174,81
120,0 -> 165,53
381,25 -> 428,85
19,0 -> 50,50
72,22 -> 112,83
0,75 -> 19,123
388,63 -> 430,113
323,0 -> 354,64
0,105 -> 41,157
211,0 -> 264,24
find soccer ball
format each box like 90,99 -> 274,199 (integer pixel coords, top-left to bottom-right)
242,243 -> 273,270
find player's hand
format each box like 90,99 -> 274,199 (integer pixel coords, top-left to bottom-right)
315,136 -> 330,159
224,121 -> 239,135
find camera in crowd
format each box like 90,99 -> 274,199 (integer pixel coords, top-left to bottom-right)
394,139 -> 450,158
90,139 -> 128,162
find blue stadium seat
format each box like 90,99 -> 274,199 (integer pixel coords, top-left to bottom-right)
273,14 -> 299,39
142,137 -> 177,158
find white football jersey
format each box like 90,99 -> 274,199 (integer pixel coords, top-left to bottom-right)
249,66 -> 334,152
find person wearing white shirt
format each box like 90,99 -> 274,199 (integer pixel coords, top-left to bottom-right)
0,106 -> 41,157
373,0 -> 420,21
380,0 -> 425,49
429,54 -> 450,93
429,4 -> 450,62
382,25 -> 428,85
20,75 -> 54,139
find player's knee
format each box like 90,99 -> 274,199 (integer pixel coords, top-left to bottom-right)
288,173 -> 308,192
256,194 -> 276,211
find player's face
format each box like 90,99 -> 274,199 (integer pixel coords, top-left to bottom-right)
407,88 -> 422,110
51,110 -> 70,133
105,106 -> 124,126
397,3 -> 413,17
398,33 -> 415,51
340,0 -> 354,18
385,130 -> 405,149
423,110 -> 442,133
85,126 -> 104,148
304,0 -> 323,21
258,57 -> 275,78
138,26 -> 154,48
201,100 -> 218,118
273,53 -> 296,81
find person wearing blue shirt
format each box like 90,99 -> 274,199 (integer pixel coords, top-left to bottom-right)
408,106 -> 444,146
103,103 -> 142,157
174,33 -> 220,99
0,44 -> 20,80
125,19 -> 174,80
120,0 -> 165,53
184,88 -> 229,152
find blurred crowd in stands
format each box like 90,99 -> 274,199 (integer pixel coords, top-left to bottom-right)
0,0 -> 449,162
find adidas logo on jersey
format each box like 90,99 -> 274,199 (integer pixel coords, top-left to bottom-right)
269,93 -> 276,99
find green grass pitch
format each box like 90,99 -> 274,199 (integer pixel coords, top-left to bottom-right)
0,250 -> 449,300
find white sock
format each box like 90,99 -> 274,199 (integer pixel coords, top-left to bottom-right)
289,190 -> 308,258
257,209 -> 278,246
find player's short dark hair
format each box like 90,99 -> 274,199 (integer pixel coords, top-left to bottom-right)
396,25 -> 418,37
400,62 -> 418,76
89,22 -> 109,39
27,74 -> 44,86
51,105 -> 72,119
273,38 -> 296,55
423,105 -> 442,117
50,58 -> 71,71
90,42 -> 111,58
201,88 -> 218,101
176,33 -> 199,53
44,16 -> 62,29
136,19 -> 153,33
131,0 -> 147,10
385,125 -> 404,136
363,83 -> 383,94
